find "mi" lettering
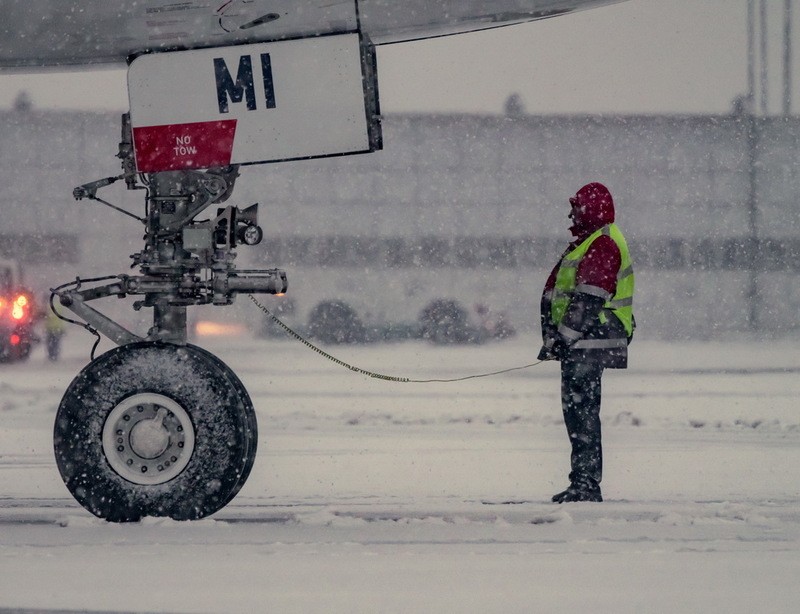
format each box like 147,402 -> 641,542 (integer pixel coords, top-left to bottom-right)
214,53 -> 276,114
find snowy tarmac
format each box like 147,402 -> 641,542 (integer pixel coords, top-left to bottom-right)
1,330 -> 799,613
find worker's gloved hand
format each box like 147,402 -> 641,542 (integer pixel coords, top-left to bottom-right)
538,337 -> 570,361
550,338 -> 570,360
537,344 -> 556,361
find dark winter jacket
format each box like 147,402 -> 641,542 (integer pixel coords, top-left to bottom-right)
538,183 -> 634,369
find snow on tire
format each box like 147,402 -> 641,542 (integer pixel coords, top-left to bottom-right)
188,344 -> 258,507
54,342 -> 258,522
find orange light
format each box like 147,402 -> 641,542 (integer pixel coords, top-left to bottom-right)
194,321 -> 247,337
9,334 -> 20,346
11,295 -> 29,321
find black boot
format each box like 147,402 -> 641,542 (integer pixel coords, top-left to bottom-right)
551,481 -> 602,503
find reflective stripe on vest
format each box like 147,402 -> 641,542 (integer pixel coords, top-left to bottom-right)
573,337 -> 629,350
550,224 -> 635,337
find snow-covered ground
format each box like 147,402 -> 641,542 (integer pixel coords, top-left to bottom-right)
1,328 -> 799,613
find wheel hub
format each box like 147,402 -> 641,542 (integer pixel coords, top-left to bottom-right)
102,393 -> 195,485
129,407 -> 171,459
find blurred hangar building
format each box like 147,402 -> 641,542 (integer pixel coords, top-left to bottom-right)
1,108 -> 798,338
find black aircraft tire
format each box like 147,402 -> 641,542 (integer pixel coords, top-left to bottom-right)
54,342 -> 257,522
189,344 -> 258,506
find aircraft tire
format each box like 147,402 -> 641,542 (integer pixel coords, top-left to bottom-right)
187,344 -> 258,506
54,341 -> 257,522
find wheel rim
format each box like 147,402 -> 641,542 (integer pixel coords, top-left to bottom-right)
102,393 -> 195,485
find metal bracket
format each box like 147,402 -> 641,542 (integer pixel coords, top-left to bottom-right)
58,113 -> 287,347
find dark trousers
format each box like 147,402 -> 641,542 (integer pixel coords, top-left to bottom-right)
560,359 -> 604,488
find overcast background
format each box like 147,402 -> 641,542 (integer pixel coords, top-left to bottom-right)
0,0 -> 795,116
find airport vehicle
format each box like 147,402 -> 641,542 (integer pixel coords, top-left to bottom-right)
0,0 -> 626,521
0,259 -> 37,363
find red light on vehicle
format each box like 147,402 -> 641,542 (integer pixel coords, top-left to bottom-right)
11,295 -> 28,321
9,334 -> 20,346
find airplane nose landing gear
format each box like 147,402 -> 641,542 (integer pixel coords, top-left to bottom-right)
53,114 -> 282,521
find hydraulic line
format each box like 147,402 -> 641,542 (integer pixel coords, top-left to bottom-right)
248,294 -> 543,384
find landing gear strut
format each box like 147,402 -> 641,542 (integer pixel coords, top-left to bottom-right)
53,114 -> 285,522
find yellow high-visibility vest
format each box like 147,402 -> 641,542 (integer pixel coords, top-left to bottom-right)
551,224 -> 634,337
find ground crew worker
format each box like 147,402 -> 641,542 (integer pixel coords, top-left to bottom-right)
538,182 -> 635,503
44,303 -> 66,361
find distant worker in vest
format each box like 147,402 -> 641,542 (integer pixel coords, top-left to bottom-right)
538,182 -> 635,503
44,301 -> 67,361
